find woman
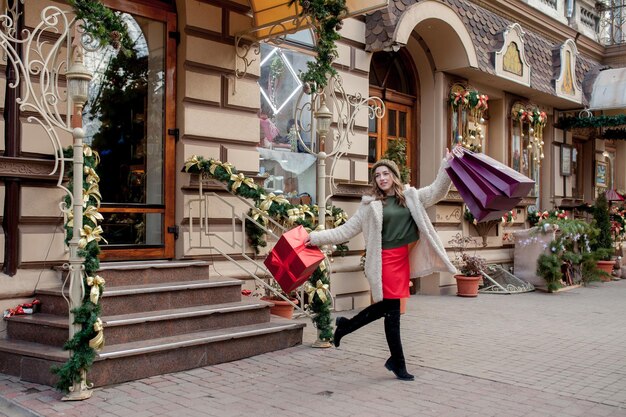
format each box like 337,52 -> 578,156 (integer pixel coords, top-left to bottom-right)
305,149 -> 460,381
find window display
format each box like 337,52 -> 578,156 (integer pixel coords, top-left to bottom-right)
258,42 -> 316,204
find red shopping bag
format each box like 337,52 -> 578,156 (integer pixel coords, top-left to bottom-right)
446,164 -> 514,222
460,150 -> 535,198
264,225 -> 325,293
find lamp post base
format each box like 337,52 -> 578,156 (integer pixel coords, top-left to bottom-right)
61,388 -> 93,401
311,338 -> 333,348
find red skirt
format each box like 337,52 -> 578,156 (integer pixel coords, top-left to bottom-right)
381,245 -> 410,299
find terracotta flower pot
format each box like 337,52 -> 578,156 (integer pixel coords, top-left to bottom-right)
596,260 -> 615,282
454,274 -> 481,297
261,296 -> 298,319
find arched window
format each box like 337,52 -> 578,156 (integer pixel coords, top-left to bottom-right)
510,102 -> 542,201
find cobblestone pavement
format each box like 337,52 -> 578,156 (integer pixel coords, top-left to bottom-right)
1,280 -> 626,417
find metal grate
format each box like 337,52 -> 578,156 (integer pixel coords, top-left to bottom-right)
480,265 -> 535,294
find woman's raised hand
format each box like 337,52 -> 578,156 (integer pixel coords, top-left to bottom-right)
445,144 -> 464,161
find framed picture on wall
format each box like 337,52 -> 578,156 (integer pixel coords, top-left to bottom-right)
560,144 -> 572,176
595,160 -> 608,188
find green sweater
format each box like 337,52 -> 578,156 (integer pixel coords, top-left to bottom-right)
382,196 -> 419,249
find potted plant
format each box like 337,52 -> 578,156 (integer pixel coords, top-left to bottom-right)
259,278 -> 300,319
592,192 -> 615,280
449,233 -> 487,297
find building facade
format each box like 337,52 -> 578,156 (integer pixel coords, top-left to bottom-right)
0,0 -> 624,324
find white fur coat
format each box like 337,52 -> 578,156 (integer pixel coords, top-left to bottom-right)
309,159 -> 458,302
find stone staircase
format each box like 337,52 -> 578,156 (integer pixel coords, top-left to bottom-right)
0,260 -> 304,387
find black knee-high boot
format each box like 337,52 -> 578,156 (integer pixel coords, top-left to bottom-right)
383,307 -> 414,381
333,300 -> 389,347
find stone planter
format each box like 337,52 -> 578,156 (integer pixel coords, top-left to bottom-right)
513,227 -> 556,287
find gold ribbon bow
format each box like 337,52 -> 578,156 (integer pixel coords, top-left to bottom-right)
184,155 -> 202,172
83,183 -> 102,207
334,212 -> 348,227
250,208 -> 266,222
83,166 -> 100,185
298,205 -> 315,221
66,206 -> 103,228
88,318 -> 105,350
83,145 -> 100,166
259,193 -> 289,211
86,275 -> 105,304
84,205 -> 104,225
209,160 -> 234,177
287,207 -> 304,225
79,225 -> 108,249
230,173 -> 257,192
304,279 -> 330,303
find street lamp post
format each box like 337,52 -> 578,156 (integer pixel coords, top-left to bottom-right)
313,94 -> 332,231
294,76 -> 385,347
0,5 -> 96,400
63,48 -> 93,401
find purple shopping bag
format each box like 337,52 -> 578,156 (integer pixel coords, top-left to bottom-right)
460,150 -> 534,198
448,157 -> 516,210
446,164 -> 517,222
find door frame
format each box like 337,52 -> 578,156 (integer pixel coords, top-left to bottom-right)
99,0 -> 177,260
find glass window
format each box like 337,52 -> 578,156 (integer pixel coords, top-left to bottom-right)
258,43 -> 316,204
510,104 -> 540,200
83,14 -> 166,246
448,86 -> 487,152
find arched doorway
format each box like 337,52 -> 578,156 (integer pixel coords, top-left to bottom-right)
368,49 -> 418,185
87,0 -> 177,260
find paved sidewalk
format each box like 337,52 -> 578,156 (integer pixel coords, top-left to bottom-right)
1,281 -> 626,417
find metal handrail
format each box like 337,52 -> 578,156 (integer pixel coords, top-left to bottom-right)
187,174 -> 324,318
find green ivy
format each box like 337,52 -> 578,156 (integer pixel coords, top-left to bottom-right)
289,0 -> 347,93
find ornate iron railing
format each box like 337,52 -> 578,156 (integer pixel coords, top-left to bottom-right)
186,174 -> 321,317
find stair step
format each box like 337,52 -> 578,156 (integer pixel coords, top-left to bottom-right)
7,299 -> 274,346
36,277 -> 243,316
0,319 -> 305,387
96,260 -> 211,287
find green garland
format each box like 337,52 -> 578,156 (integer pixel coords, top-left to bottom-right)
557,114 -> 626,130
289,0 -> 347,93
601,128 -> 626,140
52,146 -> 106,392
69,0 -> 133,54
448,89 -> 488,111
183,155 -> 350,341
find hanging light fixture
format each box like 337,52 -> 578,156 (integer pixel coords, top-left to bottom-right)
314,95 -> 332,145
66,51 -> 92,109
